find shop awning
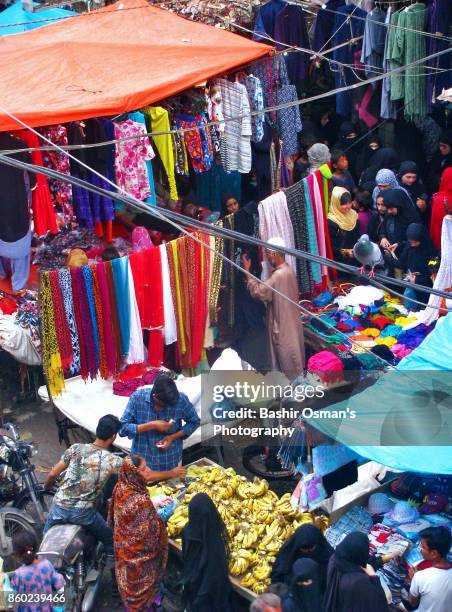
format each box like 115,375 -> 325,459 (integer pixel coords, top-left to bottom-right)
0,0 -> 272,131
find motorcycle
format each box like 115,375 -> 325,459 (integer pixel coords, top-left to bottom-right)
0,423 -> 54,528
39,523 -> 106,612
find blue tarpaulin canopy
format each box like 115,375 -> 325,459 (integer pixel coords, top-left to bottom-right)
0,1 -> 75,37
309,313 -> 452,474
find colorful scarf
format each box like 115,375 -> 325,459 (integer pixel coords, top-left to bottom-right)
71,267 -> 88,380
41,272 -> 65,397
90,264 -> 108,379
73,266 -> 98,379
83,266 -> 100,364
112,257 -> 131,357
48,270 -> 73,372
167,240 -> 186,360
95,261 -> 117,377
58,269 -> 80,374
209,222 -> 224,324
109,457 -> 168,611
105,261 -> 123,371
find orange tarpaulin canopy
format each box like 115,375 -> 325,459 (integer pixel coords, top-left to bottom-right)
0,0 -> 271,131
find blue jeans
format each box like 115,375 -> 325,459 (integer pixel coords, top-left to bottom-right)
44,503 -> 113,556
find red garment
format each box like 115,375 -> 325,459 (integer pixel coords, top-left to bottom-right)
371,315 -> 394,329
430,167 -> 452,251
129,248 -> 164,366
13,130 -> 57,237
0,296 -> 17,315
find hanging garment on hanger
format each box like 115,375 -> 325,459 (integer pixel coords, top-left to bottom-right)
13,130 -> 57,237
40,125 -> 73,224
285,180 -> 313,296
114,118 -> 155,202
425,0 -> 451,110
276,84 -> 303,157
159,243 -> 177,345
236,73 -> 264,143
258,191 -> 296,280
174,114 -> 212,174
388,3 -> 427,121
312,0 -> 346,52
126,261 -> 145,365
112,256 -> 131,358
127,111 -> 157,207
251,56 -> 289,127
215,79 -> 252,174
360,6 -> 386,79
380,7 -> 397,120
253,0 -> 287,40
143,106 -> 178,200
274,3 -> 311,84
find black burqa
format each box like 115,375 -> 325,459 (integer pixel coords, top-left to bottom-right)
398,161 -> 430,225
181,493 -> 232,612
324,532 -> 389,612
282,558 -> 323,612
380,189 -> 421,256
398,223 -> 437,304
272,524 -> 333,592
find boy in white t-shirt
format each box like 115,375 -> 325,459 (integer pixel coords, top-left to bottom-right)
409,526 -> 452,612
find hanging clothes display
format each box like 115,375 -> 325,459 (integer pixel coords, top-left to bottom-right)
126,261 -> 145,365
94,261 -> 117,377
58,268 -> 80,374
236,72 -> 264,143
195,163 -> 241,213
159,243 -> 177,345
113,118 -> 155,201
276,84 -> 302,157
425,0 -> 452,110
175,114 -> 213,174
143,106 -> 178,201
388,3 -> 427,121
312,0 -> 345,52
285,180 -> 313,296
360,6 -> 386,80
253,0 -> 287,40
258,191 -> 296,280
215,78 -> 252,174
40,124 -> 73,224
41,272 -> 65,397
128,111 -> 157,207
13,130 -> 57,237
273,3 -> 311,85
380,7 -> 397,120
251,56 -> 289,127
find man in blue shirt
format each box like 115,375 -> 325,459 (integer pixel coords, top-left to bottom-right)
120,373 -> 200,476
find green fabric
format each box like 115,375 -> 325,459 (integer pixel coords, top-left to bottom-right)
388,4 -> 427,121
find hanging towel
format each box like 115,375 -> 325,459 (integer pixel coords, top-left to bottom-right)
159,244 -> 177,345
258,191 -> 296,280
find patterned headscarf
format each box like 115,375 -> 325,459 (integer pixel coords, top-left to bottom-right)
372,169 -> 409,204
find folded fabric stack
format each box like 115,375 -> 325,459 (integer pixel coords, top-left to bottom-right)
369,524 -> 410,557
326,506 -> 373,548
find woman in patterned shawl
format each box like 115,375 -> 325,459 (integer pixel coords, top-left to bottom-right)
109,455 -> 168,611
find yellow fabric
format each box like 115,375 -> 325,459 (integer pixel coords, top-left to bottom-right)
204,235 -> 215,349
144,106 -> 178,200
395,316 -> 417,326
327,186 -> 357,231
41,272 -> 65,397
362,328 -> 380,337
170,241 -> 185,354
375,336 -> 398,347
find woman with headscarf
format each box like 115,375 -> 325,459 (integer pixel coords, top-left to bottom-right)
428,130 -> 452,194
324,532 -> 389,612
379,189 -> 421,277
398,161 -> 429,225
372,168 -> 411,208
327,187 -> 360,265
356,134 -> 382,179
282,558 -> 323,612
181,493 -> 232,612
430,166 -> 452,251
66,248 -> 88,269
307,143 -> 331,173
272,524 -> 333,592
109,455 -> 168,611
334,121 -> 360,179
399,223 -> 437,309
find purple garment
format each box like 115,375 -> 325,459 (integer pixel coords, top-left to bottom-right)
274,4 -> 311,83
357,210 -> 372,236
10,559 -> 65,612
73,266 -> 99,379
426,0 -> 452,112
253,0 -> 287,39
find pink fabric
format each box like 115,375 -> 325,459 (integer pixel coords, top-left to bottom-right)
132,226 -> 153,251
311,173 -> 328,277
307,350 -> 344,384
114,119 -> 154,200
95,262 -> 116,376
112,368 -> 161,397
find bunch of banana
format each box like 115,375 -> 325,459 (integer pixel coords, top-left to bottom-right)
249,477 -> 269,497
275,493 -> 298,519
200,466 -> 224,484
292,512 -> 315,530
167,513 -> 188,537
237,524 -> 264,549
228,549 -> 255,576
212,483 -> 236,501
253,495 -> 277,514
226,520 -> 239,539
252,560 -> 272,582
186,465 -> 210,478
239,572 -> 256,589
254,579 -> 271,594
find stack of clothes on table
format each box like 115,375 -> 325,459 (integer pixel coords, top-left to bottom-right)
305,285 -> 435,369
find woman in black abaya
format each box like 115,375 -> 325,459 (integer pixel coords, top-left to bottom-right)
324,532 -> 389,612
282,558 -> 323,612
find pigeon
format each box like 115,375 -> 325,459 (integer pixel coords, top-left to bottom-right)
353,234 -> 383,277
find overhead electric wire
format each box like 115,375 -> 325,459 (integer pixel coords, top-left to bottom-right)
0,43 -> 450,157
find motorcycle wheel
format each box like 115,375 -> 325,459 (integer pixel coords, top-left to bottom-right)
242,445 -> 294,480
0,512 -> 38,571
17,490 -> 55,532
